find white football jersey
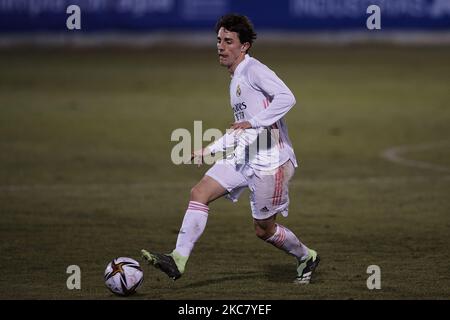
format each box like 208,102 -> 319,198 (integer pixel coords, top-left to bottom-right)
208,54 -> 298,171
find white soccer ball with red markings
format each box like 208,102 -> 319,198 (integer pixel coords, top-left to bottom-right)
104,257 -> 144,296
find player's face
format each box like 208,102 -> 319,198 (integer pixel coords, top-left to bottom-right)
217,27 -> 247,71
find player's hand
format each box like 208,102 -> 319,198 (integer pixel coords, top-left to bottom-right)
230,121 -> 252,131
191,147 -> 210,167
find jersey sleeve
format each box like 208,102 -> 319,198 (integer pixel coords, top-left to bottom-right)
247,64 -> 296,128
206,130 -> 237,154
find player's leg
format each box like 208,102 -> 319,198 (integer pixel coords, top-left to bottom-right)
141,176 -> 226,280
142,162 -> 247,280
254,215 -> 319,284
251,160 -> 320,284
253,215 -> 310,266
171,176 -> 227,270
253,215 -> 277,240
190,175 -> 228,205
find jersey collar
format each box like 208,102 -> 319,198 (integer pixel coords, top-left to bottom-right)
232,54 -> 250,78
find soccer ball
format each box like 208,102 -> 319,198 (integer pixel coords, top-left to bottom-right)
104,257 -> 144,296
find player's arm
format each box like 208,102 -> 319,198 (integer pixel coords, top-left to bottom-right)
191,130 -> 236,165
246,65 -> 296,128
206,130 -> 236,154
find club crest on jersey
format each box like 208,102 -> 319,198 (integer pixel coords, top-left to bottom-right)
236,84 -> 241,97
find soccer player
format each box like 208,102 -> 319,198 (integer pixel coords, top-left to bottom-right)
142,14 -> 320,284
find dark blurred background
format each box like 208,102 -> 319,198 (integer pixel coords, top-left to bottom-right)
1,0 -> 449,45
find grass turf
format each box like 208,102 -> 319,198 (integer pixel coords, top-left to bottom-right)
0,44 -> 449,299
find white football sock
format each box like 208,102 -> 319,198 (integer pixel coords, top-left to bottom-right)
174,201 -> 209,258
265,224 -> 309,260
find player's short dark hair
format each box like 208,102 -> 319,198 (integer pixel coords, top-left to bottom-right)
215,14 -> 257,50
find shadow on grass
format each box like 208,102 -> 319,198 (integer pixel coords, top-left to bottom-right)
177,261 -> 320,289
264,263 -> 296,283
141,261 -> 322,292
104,292 -> 149,299
265,261 -> 323,284
178,271 -> 262,290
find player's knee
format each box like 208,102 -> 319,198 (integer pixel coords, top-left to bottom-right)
190,185 -> 208,204
254,219 -> 277,240
254,224 -> 271,240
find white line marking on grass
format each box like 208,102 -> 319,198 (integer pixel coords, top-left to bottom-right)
381,141 -> 450,173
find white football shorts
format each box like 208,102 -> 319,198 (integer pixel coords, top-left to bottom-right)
205,160 -> 295,220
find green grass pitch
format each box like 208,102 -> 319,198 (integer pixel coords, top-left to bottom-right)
0,44 -> 449,299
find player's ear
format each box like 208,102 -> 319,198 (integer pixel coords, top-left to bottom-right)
241,42 -> 250,53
